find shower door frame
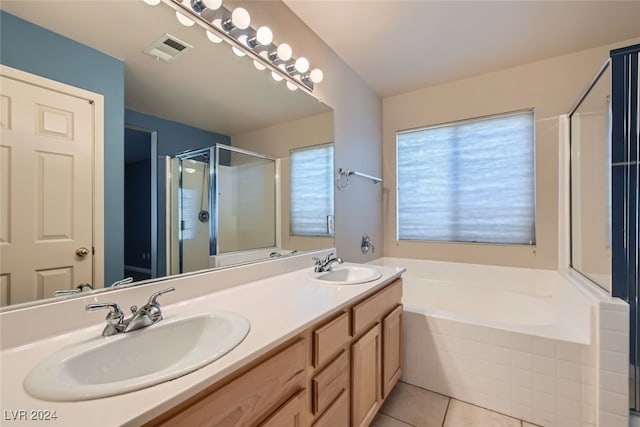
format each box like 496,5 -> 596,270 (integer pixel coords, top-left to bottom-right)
610,43 -> 640,413
174,146 -> 217,274
213,144 -> 278,256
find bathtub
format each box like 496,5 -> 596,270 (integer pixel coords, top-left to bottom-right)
369,257 -> 629,427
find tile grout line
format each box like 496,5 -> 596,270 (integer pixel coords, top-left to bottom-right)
441,397 -> 452,427
382,412 -> 418,427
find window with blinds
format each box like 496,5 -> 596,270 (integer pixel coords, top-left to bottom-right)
290,144 -> 334,236
396,110 -> 536,245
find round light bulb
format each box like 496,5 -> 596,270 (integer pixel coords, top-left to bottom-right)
232,46 -> 246,57
271,71 -> 283,82
276,43 -> 292,61
202,0 -> 222,10
231,7 -> 250,30
253,60 -> 266,71
176,11 -> 195,26
286,82 -> 298,91
256,26 -> 273,46
295,57 -> 310,73
144,0 -> 161,5
309,68 -> 324,84
206,30 -> 222,44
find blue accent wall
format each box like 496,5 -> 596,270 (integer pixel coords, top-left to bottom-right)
0,11 -> 125,287
125,110 -> 230,276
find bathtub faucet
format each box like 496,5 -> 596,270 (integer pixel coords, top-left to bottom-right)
313,253 -> 344,273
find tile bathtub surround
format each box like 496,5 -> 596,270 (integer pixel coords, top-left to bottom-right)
400,267 -> 631,427
401,310 -> 597,427
372,382 -> 541,427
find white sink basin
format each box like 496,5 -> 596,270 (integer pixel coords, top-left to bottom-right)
311,265 -> 382,285
24,311 -> 250,401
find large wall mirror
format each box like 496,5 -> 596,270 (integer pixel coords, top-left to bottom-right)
0,1 -> 334,309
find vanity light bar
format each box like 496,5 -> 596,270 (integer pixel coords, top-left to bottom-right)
155,0 -> 323,94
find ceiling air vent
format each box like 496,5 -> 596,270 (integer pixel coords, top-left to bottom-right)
144,34 -> 193,63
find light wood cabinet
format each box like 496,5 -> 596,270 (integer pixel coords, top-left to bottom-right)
313,311 -> 349,368
351,323 -> 382,427
352,280 -> 402,336
147,278 -> 403,427
149,338 -> 307,427
311,350 -> 349,415
382,304 -> 403,398
259,389 -> 307,427
311,390 -> 349,427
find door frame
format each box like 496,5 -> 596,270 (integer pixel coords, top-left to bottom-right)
123,125 -> 158,279
1,65 -> 105,289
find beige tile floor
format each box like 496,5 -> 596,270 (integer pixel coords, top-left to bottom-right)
371,382 -> 541,427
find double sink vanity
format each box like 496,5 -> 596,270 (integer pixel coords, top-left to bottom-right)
0,251 -> 404,426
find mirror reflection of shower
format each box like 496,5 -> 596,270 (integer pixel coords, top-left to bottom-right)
167,145 -> 278,275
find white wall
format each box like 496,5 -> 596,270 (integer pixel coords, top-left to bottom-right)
231,1 -> 383,263
382,37 -> 640,270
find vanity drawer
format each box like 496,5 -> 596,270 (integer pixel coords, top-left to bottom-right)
312,389 -> 349,427
313,311 -> 349,367
259,389 -> 307,427
154,337 -> 306,427
312,350 -> 349,415
352,279 -> 402,337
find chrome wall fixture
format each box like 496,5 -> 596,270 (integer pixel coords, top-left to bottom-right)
336,168 -> 382,190
144,0 -> 324,94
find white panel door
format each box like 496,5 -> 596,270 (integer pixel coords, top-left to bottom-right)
0,74 -> 95,305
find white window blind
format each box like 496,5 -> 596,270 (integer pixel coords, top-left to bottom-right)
397,110 -> 535,244
290,144 -> 334,236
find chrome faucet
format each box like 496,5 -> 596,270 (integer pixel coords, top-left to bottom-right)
313,253 -> 344,273
86,287 -> 175,337
110,277 -> 134,287
52,283 -> 94,297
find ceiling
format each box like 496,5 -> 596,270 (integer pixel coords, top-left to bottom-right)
285,1 -> 640,97
0,1 -> 329,136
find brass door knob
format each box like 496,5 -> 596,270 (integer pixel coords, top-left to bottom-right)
76,247 -> 90,257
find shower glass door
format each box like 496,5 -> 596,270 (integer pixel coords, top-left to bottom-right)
215,145 -> 276,254
169,147 -> 215,275
167,145 -> 277,275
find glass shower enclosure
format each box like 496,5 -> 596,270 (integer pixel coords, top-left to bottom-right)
167,145 -> 277,275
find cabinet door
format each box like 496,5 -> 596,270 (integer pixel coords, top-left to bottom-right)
351,323 -> 381,427
312,390 -> 349,427
259,389 -> 307,427
382,305 -> 402,398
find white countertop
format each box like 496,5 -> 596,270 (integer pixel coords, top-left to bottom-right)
0,263 -> 403,427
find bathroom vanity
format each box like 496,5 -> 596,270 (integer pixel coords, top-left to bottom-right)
0,254 -> 404,427
148,278 -> 402,427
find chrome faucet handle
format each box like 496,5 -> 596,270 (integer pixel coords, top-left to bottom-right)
86,302 -> 124,323
147,287 -> 176,306
53,283 -> 94,296
111,277 -> 133,287
320,252 -> 335,265
86,303 -> 126,336
136,287 -> 175,324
